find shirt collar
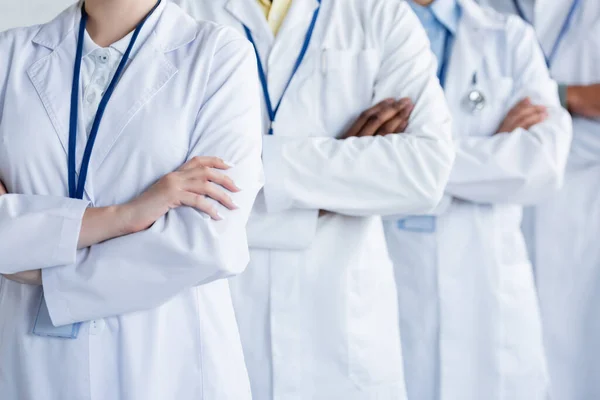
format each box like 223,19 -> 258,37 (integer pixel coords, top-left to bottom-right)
410,0 -> 462,35
81,1 -> 164,59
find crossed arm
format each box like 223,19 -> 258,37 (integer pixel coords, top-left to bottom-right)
0,156 -> 243,285
0,37 -> 264,326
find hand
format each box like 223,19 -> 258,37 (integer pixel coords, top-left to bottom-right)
340,97 -> 414,139
567,84 -> 600,118
496,97 -> 548,134
120,156 -> 240,233
0,180 -> 6,195
3,270 -> 42,286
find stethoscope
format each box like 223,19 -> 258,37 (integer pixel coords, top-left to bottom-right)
458,0 -> 581,114
439,25 -> 487,114
464,72 -> 486,114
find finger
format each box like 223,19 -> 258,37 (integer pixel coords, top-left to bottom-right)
0,181 -> 6,195
511,105 -> 547,123
179,192 -> 223,221
181,167 -> 240,192
196,182 -> 238,210
375,100 -> 414,135
393,97 -> 413,110
514,111 -> 548,130
396,102 -> 415,122
178,156 -> 232,172
375,114 -> 408,135
341,98 -> 396,139
358,104 -> 403,137
506,97 -> 532,119
205,169 -> 240,192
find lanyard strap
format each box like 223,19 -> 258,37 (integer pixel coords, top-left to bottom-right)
243,0 -> 322,135
511,0 -> 581,67
68,0 -> 161,199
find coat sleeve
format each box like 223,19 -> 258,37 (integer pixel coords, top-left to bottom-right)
259,2 -> 454,218
42,34 -> 264,326
0,29 -> 90,275
0,195 -> 89,274
564,117 -> 600,167
444,18 -> 573,205
246,193 -> 319,250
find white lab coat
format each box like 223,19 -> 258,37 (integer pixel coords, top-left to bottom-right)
174,0 -> 455,399
0,2 -> 264,400
478,1 -> 600,399
384,1 -> 572,399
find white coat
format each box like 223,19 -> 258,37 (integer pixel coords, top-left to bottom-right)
384,1 -> 572,399
478,0 -> 600,399
174,0 -> 456,399
0,2 -> 264,400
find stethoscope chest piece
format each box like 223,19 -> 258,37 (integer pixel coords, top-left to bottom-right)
463,72 -> 486,114
464,88 -> 486,113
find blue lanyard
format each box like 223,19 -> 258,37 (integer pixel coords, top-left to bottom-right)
511,0 -> 581,67
33,0 -> 161,340
243,0 -> 322,135
68,0 -> 161,199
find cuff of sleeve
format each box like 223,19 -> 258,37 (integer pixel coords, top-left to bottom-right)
50,199 -> 89,266
247,199 -> 319,250
558,84 -> 568,109
42,267 -> 74,327
381,195 -> 452,220
262,135 -> 298,213
426,194 -> 452,216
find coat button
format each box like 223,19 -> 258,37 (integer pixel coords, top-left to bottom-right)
97,51 -> 110,64
89,319 -> 105,335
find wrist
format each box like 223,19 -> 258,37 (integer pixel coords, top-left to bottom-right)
113,204 -> 138,235
566,85 -> 582,114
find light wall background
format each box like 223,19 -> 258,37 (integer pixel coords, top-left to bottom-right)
0,0 -> 76,32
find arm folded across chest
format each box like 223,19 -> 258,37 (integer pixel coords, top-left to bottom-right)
446,20 -> 573,205
258,3 -> 454,220
40,37 -> 264,326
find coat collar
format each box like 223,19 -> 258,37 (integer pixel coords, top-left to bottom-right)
27,1 -> 195,201
458,0 -> 506,31
225,0 -> 273,42
225,0 -> 321,44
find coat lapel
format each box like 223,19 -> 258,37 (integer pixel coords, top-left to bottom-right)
86,35 -> 178,174
87,2 -> 194,174
534,0 -> 578,59
273,0 -> 320,46
445,0 -> 503,126
27,5 -> 80,158
225,0 -> 273,43
264,0 -> 321,108
26,2 -> 196,199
